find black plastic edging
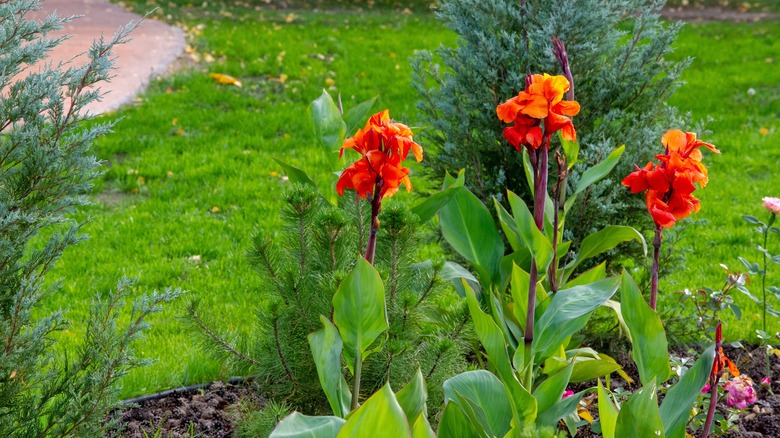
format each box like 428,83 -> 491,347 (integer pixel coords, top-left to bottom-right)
119,376 -> 248,405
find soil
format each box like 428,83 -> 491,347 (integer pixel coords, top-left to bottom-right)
572,344 -> 780,437
114,381 -> 265,438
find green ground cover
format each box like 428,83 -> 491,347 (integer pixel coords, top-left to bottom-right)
44,1 -> 780,397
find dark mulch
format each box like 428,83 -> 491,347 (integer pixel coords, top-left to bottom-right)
573,343 -> 780,437
114,381 -> 265,438
723,344 -> 780,437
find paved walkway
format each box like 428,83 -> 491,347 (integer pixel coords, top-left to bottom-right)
31,0 -> 185,115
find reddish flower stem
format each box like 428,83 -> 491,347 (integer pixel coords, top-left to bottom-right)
364,179 -> 384,265
525,137 -> 550,351
355,178 -> 383,410
549,150 -> 567,293
702,323 -> 723,438
650,225 -> 662,311
701,374 -> 719,438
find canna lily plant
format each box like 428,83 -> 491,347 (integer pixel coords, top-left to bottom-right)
270,40 -> 722,438
622,130 -> 720,310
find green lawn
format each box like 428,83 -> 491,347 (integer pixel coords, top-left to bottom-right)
43,1 -> 780,398
665,20 -> 780,342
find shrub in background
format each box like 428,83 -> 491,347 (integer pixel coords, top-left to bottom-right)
412,0 -> 691,242
0,2 -> 181,436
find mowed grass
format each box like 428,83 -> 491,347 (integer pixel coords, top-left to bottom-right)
664,20 -> 780,342
43,1 -> 780,397
47,4 -> 455,398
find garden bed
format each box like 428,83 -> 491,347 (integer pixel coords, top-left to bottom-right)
115,381 -> 265,437
111,343 -> 780,437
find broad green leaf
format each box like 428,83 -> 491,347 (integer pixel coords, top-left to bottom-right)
660,346 -> 715,438
564,145 -> 625,211
507,190 -> 554,273
270,412 -> 345,438
602,300 -> 632,344
615,380 -> 665,438
443,370 -> 512,438
333,258 -> 388,371
439,260 -> 481,299
559,132 -> 579,169
533,361 -> 574,414
492,293 -> 522,353
570,356 -> 623,383
465,287 -> 514,386
510,263 -> 531,332
500,250 -> 532,292
439,187 -> 503,287
535,389 -> 583,430
496,200 -> 523,252
620,271 -> 671,385
464,285 -> 537,428
396,369 -> 427,425
522,149 -> 534,195
533,277 -> 620,361
438,402 -> 480,438
563,262 -> 606,289
442,169 -> 466,190
273,157 -> 319,188
411,415 -> 436,438
310,90 -> 347,163
308,316 -> 352,418
597,380 -> 618,438
343,96 -> 377,136
338,384 -> 411,438
563,226 -> 645,283
412,186 -> 465,223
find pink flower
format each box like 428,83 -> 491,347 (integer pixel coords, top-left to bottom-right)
761,377 -> 771,387
723,375 -> 757,410
701,383 -> 711,394
561,390 -> 574,399
764,197 -> 780,215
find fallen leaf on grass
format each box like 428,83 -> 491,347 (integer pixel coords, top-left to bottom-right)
209,73 -> 242,87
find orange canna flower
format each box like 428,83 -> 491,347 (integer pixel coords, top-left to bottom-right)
497,73 -> 580,151
712,322 -> 740,380
336,110 -> 421,200
623,129 -> 718,229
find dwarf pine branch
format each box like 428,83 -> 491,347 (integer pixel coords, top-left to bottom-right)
191,183 -> 468,415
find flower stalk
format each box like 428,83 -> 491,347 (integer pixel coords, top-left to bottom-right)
364,180 -> 384,264
702,321 -> 724,438
525,136 -> 550,353
336,109 -> 423,411
549,37 -> 573,294
549,150 -> 566,293
761,206 -> 776,382
650,225 -> 662,311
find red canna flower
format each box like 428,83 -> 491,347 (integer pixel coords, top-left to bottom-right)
336,110 -> 422,199
496,74 -> 580,152
622,129 -> 719,228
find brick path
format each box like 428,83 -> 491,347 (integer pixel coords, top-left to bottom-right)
31,0 -> 185,115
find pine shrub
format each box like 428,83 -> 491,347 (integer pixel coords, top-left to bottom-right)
412,0 -> 692,242
0,2 -> 182,436
189,184 -> 470,415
